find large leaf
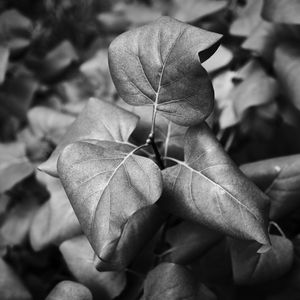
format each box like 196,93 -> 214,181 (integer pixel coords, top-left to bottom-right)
29,172 -> 81,251
109,16 -> 221,126
262,0 -> 300,24
230,235 -> 293,285
45,281 -> 92,300
164,221 -> 222,264
0,258 -> 32,300
240,155 -> 300,219
274,43 -> 300,111
0,142 -> 33,193
39,98 -> 139,177
60,236 -> 126,299
58,141 -> 163,270
160,123 -> 270,247
143,262 -> 205,300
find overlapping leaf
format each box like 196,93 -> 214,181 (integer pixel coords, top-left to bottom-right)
262,0 -> 300,24
109,16 -> 221,126
45,281 -> 92,300
39,98 -> 139,176
59,236 -> 126,299
58,141 -> 163,270
143,263 -> 201,300
241,154 -> 300,219
230,235 -> 293,285
160,123 -> 270,246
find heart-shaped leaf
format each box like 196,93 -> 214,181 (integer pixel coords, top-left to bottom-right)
58,141 -> 163,270
240,154 -> 300,219
29,172 -> 81,251
109,16 -> 222,126
39,98 -> 139,177
274,43 -> 300,111
262,0 -> 300,24
143,262 -> 202,300
160,123 -> 270,246
230,235 -> 293,285
0,258 -> 32,300
45,281 -> 92,300
59,236 -> 126,299
164,221 -> 222,264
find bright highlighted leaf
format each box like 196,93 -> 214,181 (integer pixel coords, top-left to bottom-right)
46,281 -> 92,300
262,0 -> 300,24
39,98 -> 139,177
160,123 -> 270,246
57,141 -> 163,270
230,235 -> 293,285
241,154 -> 300,220
143,263 -> 201,300
109,16 -> 221,126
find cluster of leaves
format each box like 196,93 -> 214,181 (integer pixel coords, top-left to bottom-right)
1,0 -> 300,300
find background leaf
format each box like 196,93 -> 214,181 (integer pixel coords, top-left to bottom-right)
109,16 -> 221,126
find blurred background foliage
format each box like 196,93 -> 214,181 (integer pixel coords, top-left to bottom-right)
0,0 -> 300,299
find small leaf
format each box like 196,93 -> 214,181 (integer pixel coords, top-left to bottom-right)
230,0 -> 263,37
45,281 -> 92,300
29,172 -> 81,251
143,262 -> 200,300
170,0 -> 227,23
109,16 -> 222,126
164,221 -> 222,264
230,235 -> 294,285
274,43 -> 300,111
262,0 -> 300,24
0,258 -> 32,300
0,46 -> 9,84
240,154 -> 300,219
160,123 -> 270,246
60,236 -> 126,299
58,141 -> 163,270
39,98 -> 139,177
0,142 -> 33,193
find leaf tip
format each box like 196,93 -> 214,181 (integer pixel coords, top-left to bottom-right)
257,243 -> 272,254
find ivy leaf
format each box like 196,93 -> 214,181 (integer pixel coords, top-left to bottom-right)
109,16 -> 221,126
230,235 -> 294,285
59,236 -> 126,299
262,0 -> 300,24
45,281 -> 92,300
29,172 -> 81,251
57,141 -> 163,270
143,262 -> 201,300
0,258 -> 32,300
39,98 -> 139,177
160,123 -> 270,247
164,221 -> 222,264
274,43 -> 300,111
240,155 -> 300,220
0,142 -> 33,193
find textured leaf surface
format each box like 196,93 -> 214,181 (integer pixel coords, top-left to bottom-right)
262,0 -> 300,24
58,141 -> 163,269
230,235 -> 293,285
160,123 -> 270,245
60,236 -> 126,299
143,263 -> 199,300
45,281 -> 92,300
109,16 -> 221,126
39,98 -> 139,176
241,155 -> 300,219
30,172 -> 81,251
274,43 -> 300,111
164,221 -> 222,264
